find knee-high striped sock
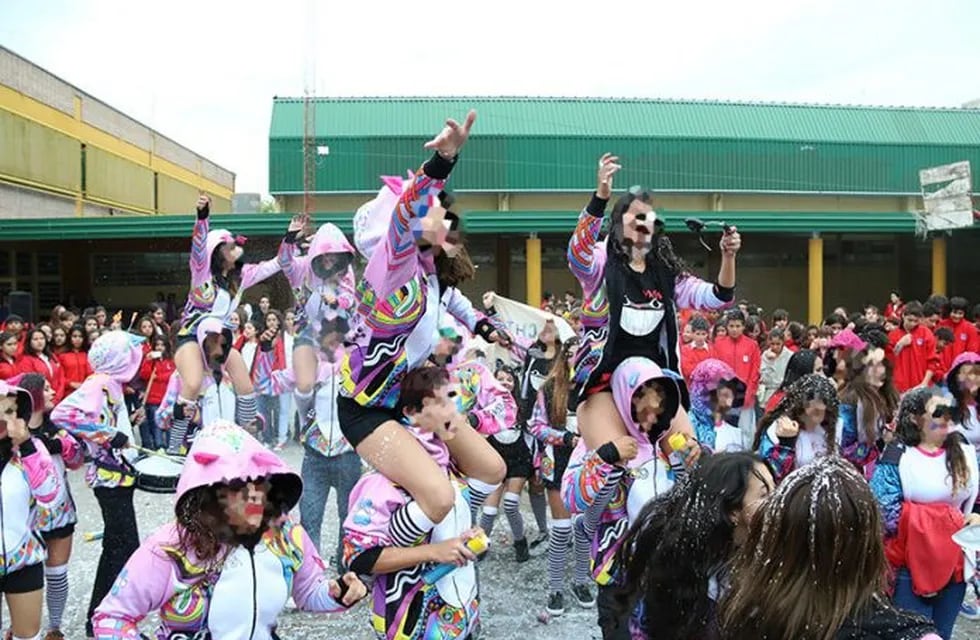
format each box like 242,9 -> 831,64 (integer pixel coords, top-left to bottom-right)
479,506 -> 498,536
45,563 -> 69,630
235,392 -> 258,428
580,468 -> 625,537
547,519 -> 573,593
530,489 -> 548,532
388,501 -> 436,547
502,492 -> 526,542
572,514 -> 593,585
167,396 -> 196,455
466,478 -> 500,525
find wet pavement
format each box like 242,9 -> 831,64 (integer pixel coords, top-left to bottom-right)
43,444 -> 980,639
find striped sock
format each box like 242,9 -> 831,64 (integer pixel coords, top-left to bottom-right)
388,501 -> 436,547
530,489 -> 549,532
502,492 -> 525,542
167,397 -> 196,455
235,392 -> 258,427
466,478 -> 500,525
44,563 -> 69,630
580,467 -> 625,537
480,506 -> 498,536
572,514 -> 593,585
547,519 -> 573,593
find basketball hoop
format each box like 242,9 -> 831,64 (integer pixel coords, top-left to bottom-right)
917,161 -> 975,239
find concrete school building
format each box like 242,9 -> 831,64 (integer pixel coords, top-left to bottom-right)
270,97 -> 980,323
0,46 -> 235,314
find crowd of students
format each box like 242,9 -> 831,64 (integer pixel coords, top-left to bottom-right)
0,108 -> 976,640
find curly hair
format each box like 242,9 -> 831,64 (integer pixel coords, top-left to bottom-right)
754,374 -> 839,452
614,452 -> 772,639
434,244 -> 476,289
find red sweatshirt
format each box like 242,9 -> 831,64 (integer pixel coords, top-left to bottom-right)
680,342 -> 712,386
938,318 -> 980,359
889,325 -> 938,393
711,334 -> 761,407
19,353 -> 65,404
58,350 -> 92,391
0,355 -> 22,380
139,355 -> 176,406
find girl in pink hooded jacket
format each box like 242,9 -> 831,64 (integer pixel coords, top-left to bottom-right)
168,194 -> 299,456
0,380 -> 65,640
278,220 -> 357,424
92,420 -> 366,639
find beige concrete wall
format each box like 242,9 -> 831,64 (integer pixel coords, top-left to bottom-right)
0,183 -> 76,219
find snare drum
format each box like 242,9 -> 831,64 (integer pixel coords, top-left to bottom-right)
132,454 -> 184,494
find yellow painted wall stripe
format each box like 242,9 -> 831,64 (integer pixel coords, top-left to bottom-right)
0,84 -> 233,200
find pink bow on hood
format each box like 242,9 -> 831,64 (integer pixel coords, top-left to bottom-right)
175,420 -> 302,516
829,328 -> 867,353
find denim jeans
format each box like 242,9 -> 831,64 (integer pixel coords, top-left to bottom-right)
258,394 -> 279,445
299,448 -> 361,570
139,403 -> 166,450
278,394 -> 294,444
892,567 -> 966,640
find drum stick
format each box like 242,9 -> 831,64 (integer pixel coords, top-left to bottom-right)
133,445 -> 184,463
127,311 -> 139,331
84,531 -> 104,542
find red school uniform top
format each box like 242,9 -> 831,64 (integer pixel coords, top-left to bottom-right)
0,355 -> 22,380
711,334 -> 761,407
680,342 -> 712,386
139,355 -> 176,406
888,325 -> 938,393
58,350 -> 92,391
19,352 -> 66,404
938,318 -> 980,360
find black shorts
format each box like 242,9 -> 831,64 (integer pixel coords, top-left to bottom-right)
0,562 -> 44,594
543,445 -> 573,492
42,523 -> 76,542
336,395 -> 399,449
488,436 -> 533,480
175,332 -> 198,350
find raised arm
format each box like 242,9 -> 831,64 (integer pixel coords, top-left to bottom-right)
568,154 -> 619,296
189,195 -> 211,291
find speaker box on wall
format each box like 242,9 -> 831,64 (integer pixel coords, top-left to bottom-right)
7,291 -> 33,324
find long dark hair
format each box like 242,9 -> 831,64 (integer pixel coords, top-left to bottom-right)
615,452 -> 771,639
434,244 -> 476,289
175,478 -> 294,569
896,388 -> 971,493
719,456 -> 890,640
68,324 -> 90,353
949,356 -> 980,426
840,348 -> 899,447
25,328 -> 51,358
544,338 -> 579,428
211,247 -> 242,296
608,189 -> 688,275
754,374 -> 839,453
778,349 -> 819,391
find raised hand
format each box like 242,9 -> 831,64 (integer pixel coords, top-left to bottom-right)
196,194 -> 211,217
288,213 -> 310,235
720,227 -> 741,256
424,110 -> 477,159
596,153 -> 622,199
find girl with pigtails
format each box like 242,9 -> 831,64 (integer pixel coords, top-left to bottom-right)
569,154 -> 739,473
167,194 -> 297,454
338,111 -> 507,556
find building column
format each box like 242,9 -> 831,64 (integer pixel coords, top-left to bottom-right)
495,236 -> 511,297
931,236 -> 947,295
526,234 -> 541,307
808,233 -> 823,325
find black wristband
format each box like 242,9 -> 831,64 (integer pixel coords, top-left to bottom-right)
17,439 -> 37,456
474,319 -> 496,342
777,435 -> 799,448
196,203 -> 210,220
422,152 -> 457,180
284,229 -> 300,244
714,283 -> 736,303
260,340 -> 274,353
586,193 -> 609,217
349,546 -> 382,575
597,442 -> 621,464
562,431 -> 577,448
468,414 -> 479,429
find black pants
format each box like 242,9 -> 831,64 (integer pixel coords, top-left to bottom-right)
88,486 -> 139,632
597,584 -> 631,640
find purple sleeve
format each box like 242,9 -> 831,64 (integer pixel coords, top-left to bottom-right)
92,531 -> 179,639
287,522 -> 345,613
51,376 -> 120,447
342,474 -> 404,571
19,438 -> 62,505
337,267 -> 356,311
278,239 -> 306,289
240,253 -> 284,291
362,169 -> 445,299
189,217 -> 210,290
528,391 -> 567,446
673,274 -> 732,311
567,209 -> 607,296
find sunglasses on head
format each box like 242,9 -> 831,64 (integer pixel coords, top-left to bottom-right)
931,405 -> 953,419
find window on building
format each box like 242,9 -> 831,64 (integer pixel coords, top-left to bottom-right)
92,253 -> 190,287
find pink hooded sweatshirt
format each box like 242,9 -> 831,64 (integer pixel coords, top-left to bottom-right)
0,380 -> 63,577
92,420 -> 349,639
561,357 -> 687,585
51,330 -> 144,489
279,222 -> 356,341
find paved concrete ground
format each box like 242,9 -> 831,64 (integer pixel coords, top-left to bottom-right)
28,444 -> 980,639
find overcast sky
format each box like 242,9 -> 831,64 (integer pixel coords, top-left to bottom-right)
2,0 -> 978,196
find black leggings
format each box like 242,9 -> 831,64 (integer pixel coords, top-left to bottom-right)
597,584 -> 631,640
89,486 -> 139,631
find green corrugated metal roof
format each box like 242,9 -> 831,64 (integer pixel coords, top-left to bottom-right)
0,210 -> 928,241
268,97 -> 980,195
270,97 -> 980,145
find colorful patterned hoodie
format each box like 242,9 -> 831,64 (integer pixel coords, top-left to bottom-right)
343,423 -> 478,640
567,201 -> 733,389
561,357 -> 686,585
450,358 -> 517,438
279,222 -> 357,341
341,160 -> 492,410
688,358 -> 746,453
51,331 -> 144,489
0,380 -> 64,576
92,420 -> 349,639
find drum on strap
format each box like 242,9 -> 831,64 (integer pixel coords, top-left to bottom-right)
132,454 -> 184,493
